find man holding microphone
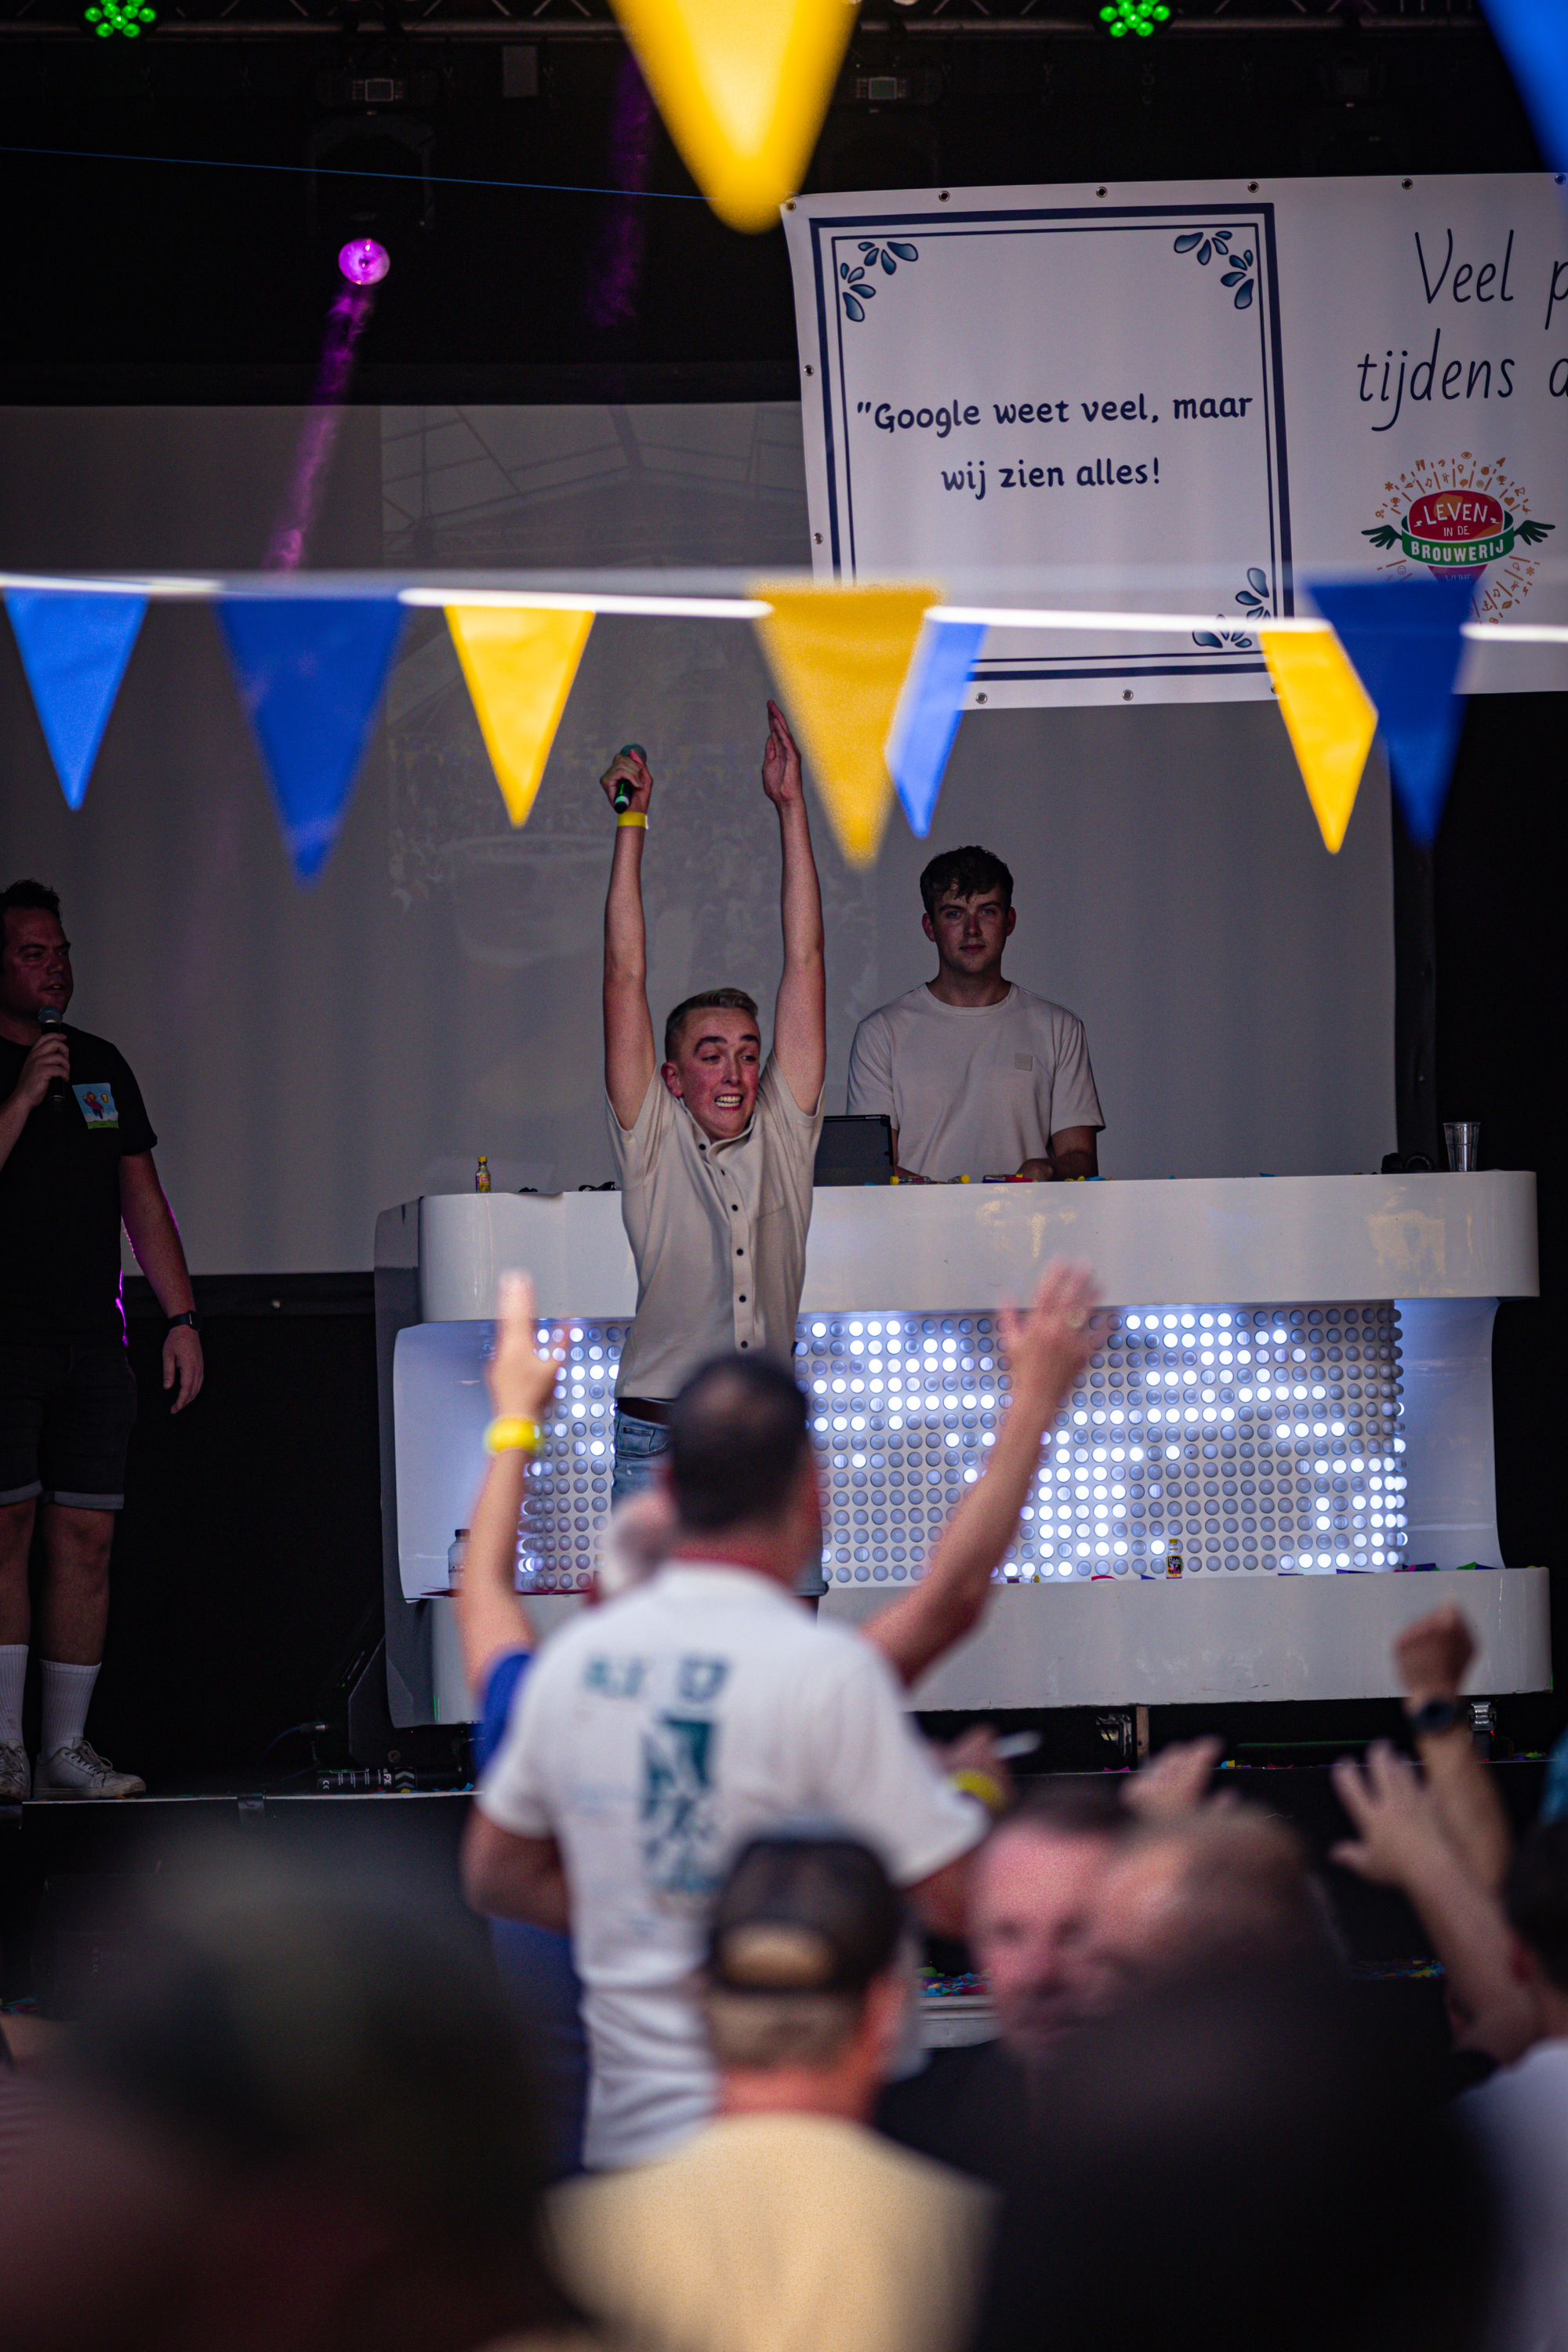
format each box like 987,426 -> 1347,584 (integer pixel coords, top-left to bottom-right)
0,880 -> 203,1802
599,707 -> 826,1504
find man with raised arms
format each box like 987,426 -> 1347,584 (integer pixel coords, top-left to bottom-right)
601,708 -> 826,1502
848,845 -> 1102,1185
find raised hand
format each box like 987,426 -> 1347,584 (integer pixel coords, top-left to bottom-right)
996,1261 -> 1105,1407
1330,1740 -> 1449,1886
1396,1605 -> 1476,1706
760,699 -> 804,809
1126,1736 -> 1228,1824
600,744 -> 654,818
486,1270 -> 563,1426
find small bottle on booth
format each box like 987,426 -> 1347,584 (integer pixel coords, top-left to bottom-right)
474,1156 -> 492,1193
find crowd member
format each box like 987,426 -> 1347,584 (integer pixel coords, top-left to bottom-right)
847,846 -> 1102,1184
1082,1806 -> 1337,2001
971,1965 -> 1496,2352
546,1831 -> 993,2352
1465,1823 -> 1568,2352
600,713 -> 825,1504
0,1866 -> 582,2352
1394,1604 -> 1515,1892
1332,1740 -> 1537,2064
462,1260 -> 1098,2172
877,1788 -> 1127,2181
1330,1603 -> 1535,2066
462,1349 -> 982,2169
452,1283 -> 679,2178
465,1346 -> 1014,2169
0,879 -> 204,1805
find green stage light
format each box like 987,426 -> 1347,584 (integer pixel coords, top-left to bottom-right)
84,0 -> 155,34
1100,0 -> 1170,33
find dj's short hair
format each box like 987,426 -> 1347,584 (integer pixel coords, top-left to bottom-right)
919,847 -> 1014,919
664,988 -> 761,1066
668,1355 -> 811,1534
1,878 -> 63,940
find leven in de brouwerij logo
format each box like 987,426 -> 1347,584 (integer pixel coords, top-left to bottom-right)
1362,457 -> 1554,619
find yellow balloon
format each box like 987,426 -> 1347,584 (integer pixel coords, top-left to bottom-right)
610,0 -> 855,233
1261,626 -> 1379,855
445,605 -> 595,829
753,582 -> 937,869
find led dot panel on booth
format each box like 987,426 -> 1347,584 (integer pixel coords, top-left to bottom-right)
518,1305 -> 1406,1590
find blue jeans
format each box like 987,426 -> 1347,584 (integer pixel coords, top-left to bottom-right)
612,1406 -> 671,1506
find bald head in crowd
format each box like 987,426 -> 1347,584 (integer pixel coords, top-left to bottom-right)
1085,1807 -> 1334,1998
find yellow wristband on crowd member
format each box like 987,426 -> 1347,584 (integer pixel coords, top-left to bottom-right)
617,811 -> 647,829
485,1417 -> 543,1457
949,1767 -> 1007,1814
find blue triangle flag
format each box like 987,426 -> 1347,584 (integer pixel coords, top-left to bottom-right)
218,597 -> 404,880
5,589 -> 146,810
886,619 -> 986,839
1480,0 -> 1568,169
1308,573 -> 1473,847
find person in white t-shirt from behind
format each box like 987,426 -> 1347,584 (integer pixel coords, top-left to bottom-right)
463,1352 -> 989,2172
847,844 -> 1102,1184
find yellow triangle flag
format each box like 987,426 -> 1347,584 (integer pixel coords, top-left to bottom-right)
752,582 -> 936,870
609,0 -> 855,233
1261,625 -> 1379,855
446,605 -> 594,829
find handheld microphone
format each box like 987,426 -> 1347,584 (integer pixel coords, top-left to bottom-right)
612,742 -> 648,815
37,1006 -> 67,1107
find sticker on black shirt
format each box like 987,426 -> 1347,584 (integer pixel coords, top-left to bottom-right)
72,1082 -> 119,1129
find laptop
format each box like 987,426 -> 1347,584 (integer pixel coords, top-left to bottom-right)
814,1114 -> 895,1186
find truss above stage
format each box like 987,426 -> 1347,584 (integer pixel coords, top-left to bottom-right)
0,0 -> 1490,40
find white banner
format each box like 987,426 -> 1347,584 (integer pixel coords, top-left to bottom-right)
783,174 -> 1568,706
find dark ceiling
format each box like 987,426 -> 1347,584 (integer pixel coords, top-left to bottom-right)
0,2 -> 1544,398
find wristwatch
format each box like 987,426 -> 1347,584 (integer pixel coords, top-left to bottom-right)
166,1310 -> 201,1334
1406,1695 -> 1464,1739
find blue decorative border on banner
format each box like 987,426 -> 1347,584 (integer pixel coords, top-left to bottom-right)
804,200 -> 1294,687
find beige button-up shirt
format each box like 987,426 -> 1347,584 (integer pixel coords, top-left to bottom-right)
609,1056 -> 824,1403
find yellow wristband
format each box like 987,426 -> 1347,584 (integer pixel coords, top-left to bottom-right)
949,1767 -> 1007,1814
485,1417 -> 542,1457
616,811 -> 647,829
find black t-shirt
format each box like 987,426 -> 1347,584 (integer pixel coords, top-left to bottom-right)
0,1025 -> 157,1345
874,2038 -> 1033,2189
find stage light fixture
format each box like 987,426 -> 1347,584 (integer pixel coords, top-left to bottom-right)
83,0 -> 154,34
339,237 -> 390,285
1100,0 -> 1170,33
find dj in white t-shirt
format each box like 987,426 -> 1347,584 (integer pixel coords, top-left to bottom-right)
848,845 -> 1103,1185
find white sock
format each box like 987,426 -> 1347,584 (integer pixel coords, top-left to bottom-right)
0,1646 -> 26,1748
40,1659 -> 99,1758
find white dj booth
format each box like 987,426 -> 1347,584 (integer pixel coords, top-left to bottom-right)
373,1173 -> 1544,1728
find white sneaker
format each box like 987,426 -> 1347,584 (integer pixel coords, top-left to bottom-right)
0,1741 -> 27,1802
32,1740 -> 145,1801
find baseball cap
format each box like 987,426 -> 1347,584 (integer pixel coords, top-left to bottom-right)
706,1828 -> 906,1998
